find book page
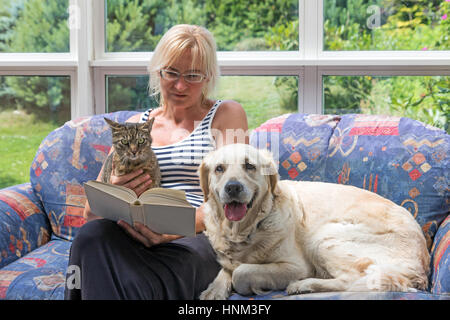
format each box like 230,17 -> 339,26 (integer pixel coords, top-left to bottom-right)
85,180 -> 137,202
84,181 -> 134,225
139,188 -> 192,207
138,203 -> 196,237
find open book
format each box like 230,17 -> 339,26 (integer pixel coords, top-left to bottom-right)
84,180 -> 196,237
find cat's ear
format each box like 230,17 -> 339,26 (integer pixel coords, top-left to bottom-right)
146,117 -> 155,130
104,117 -> 120,130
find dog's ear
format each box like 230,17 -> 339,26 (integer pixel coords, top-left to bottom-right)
198,160 -> 210,203
258,148 -> 279,194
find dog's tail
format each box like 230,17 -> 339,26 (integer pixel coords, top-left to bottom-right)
347,261 -> 428,292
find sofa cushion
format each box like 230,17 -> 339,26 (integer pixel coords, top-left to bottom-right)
0,183 -> 51,269
0,239 -> 70,299
324,114 -> 449,247
29,111 -> 138,241
430,215 -> 450,294
251,114 -> 340,181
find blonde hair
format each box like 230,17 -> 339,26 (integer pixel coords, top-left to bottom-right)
148,24 -> 220,106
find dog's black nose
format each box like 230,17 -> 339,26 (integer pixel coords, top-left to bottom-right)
225,181 -> 243,197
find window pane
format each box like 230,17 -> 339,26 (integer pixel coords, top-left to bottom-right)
0,0 -> 69,53
105,0 -> 299,52
324,0 -> 449,51
0,76 -> 71,188
106,75 -> 158,113
106,75 -> 298,131
323,75 -> 449,131
217,76 -> 298,130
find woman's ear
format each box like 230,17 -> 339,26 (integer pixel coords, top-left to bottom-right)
198,161 -> 210,203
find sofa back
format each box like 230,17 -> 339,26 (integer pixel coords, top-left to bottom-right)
251,113 -> 449,248
30,111 -> 138,241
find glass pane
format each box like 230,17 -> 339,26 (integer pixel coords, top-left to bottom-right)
323,75 -> 449,131
0,0 -> 69,53
106,75 -> 158,113
324,0 -> 449,51
0,76 -> 71,188
106,75 -> 298,131
217,76 -> 298,130
105,0 -> 299,52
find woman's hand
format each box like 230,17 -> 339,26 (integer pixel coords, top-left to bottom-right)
110,165 -> 152,197
117,220 -> 181,248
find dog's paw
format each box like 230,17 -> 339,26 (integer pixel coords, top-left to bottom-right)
232,264 -> 273,296
199,282 -> 230,300
286,279 -> 316,295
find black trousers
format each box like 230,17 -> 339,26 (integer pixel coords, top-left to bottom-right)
64,219 -> 221,300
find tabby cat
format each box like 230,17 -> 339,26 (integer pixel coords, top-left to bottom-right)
101,117 -> 161,189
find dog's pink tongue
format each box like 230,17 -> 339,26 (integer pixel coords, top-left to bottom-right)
224,203 -> 247,221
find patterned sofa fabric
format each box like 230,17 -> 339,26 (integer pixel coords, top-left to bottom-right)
29,111 -> 138,241
0,183 -> 50,270
324,114 -> 449,247
0,239 -> 70,299
430,215 -> 450,295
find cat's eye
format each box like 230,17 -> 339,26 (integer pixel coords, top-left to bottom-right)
121,139 -> 129,145
138,138 -> 145,144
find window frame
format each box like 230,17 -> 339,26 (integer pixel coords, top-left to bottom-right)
0,0 -> 448,120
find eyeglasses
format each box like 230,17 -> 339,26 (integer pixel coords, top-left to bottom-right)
159,69 -> 206,83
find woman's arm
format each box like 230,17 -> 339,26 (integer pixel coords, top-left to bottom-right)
211,100 -> 249,148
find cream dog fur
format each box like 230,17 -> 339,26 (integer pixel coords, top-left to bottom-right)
198,144 -> 430,300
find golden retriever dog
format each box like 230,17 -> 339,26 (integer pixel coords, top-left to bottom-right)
198,144 -> 430,300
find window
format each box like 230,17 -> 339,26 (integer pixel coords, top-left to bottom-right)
0,76 -> 71,188
323,75 -> 449,130
105,0 -> 299,52
324,0 -> 449,51
0,0 -> 69,53
106,75 -> 299,130
0,0 -> 449,189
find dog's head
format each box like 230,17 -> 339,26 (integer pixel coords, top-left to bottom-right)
198,144 -> 278,223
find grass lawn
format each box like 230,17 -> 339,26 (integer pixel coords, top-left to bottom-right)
216,76 -> 295,130
0,110 -> 59,189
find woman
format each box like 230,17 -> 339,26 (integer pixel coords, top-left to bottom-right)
65,24 -> 249,300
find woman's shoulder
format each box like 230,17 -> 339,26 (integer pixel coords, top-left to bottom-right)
212,99 -> 248,131
214,99 -> 246,120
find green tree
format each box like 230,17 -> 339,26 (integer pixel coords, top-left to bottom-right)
3,0 -> 70,123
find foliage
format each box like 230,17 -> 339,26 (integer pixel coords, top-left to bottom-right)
323,0 -> 449,131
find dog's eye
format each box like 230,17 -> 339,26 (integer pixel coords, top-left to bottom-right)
215,165 -> 224,173
245,162 -> 256,170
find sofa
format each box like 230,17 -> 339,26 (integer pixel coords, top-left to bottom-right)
0,111 -> 448,300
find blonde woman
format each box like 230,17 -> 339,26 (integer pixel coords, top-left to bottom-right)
65,24 -> 249,300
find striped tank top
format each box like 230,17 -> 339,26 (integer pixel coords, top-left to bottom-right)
140,100 -> 223,208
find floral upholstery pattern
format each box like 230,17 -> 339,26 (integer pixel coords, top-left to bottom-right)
0,111 -> 448,299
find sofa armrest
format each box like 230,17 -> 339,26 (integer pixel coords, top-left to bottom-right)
0,183 -> 51,269
430,215 -> 450,295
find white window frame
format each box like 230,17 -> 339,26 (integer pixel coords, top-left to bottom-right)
0,0 -> 449,120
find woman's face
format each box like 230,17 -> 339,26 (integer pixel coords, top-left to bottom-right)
159,50 -> 207,110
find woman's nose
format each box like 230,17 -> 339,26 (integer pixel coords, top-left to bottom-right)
173,77 -> 188,90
